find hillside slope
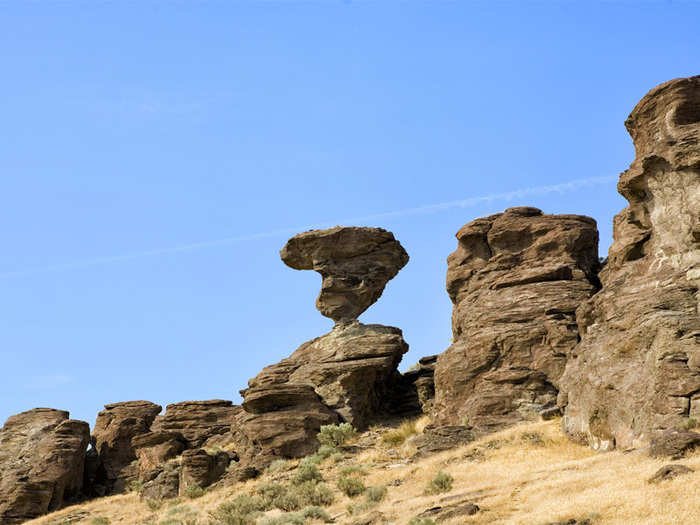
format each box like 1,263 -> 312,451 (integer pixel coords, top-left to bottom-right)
26,418 -> 700,525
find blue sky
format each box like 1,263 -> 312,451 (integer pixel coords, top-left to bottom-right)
1,1 -> 698,427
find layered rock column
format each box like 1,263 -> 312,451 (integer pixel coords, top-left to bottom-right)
433,207 -> 600,432
235,226 -> 411,463
559,76 -> 700,451
0,408 -> 90,524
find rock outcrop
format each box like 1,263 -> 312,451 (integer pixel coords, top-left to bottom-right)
559,76 -> 700,452
281,226 -> 409,324
235,226 -> 411,463
151,400 -> 240,448
433,207 -> 600,432
92,401 -> 162,494
0,408 -> 90,524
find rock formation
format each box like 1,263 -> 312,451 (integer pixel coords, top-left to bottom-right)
280,226 -> 408,324
151,399 -> 240,448
559,76 -> 700,451
235,226 -> 411,463
0,408 -> 90,524
91,400 -> 162,494
432,207 -> 600,432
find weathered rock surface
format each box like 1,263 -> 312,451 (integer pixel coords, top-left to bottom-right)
179,449 -> 232,494
92,400 -> 162,493
236,321 -> 409,461
413,425 -> 476,456
648,464 -> 694,483
281,226 -> 409,323
649,429 -> 700,458
132,431 -> 187,482
433,207 -> 600,431
560,76 -> 700,451
402,355 -> 438,413
0,408 -> 90,524
151,400 -> 239,448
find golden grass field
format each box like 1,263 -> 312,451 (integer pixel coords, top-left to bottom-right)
28,418 -> 700,525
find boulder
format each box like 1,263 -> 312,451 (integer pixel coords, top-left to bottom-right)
649,429 -> 700,458
0,408 -> 90,524
433,207 -> 599,431
132,431 -> 187,482
647,464 -> 694,483
402,355 -> 438,413
151,400 -> 239,448
413,425 -> 476,456
559,76 -> 700,451
281,226 -> 408,323
92,400 -> 162,493
179,449 -> 231,494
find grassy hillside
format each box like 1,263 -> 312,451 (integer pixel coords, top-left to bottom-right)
28,418 -> 700,525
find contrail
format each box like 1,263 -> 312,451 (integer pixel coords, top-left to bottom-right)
0,175 -> 617,279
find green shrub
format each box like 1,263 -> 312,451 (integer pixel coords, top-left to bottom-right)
338,464 -> 366,477
208,495 -> 267,525
129,479 -> 144,493
166,505 -> 189,516
408,518 -> 436,525
266,459 -> 291,474
317,423 -> 356,447
425,471 -> 453,495
301,454 -> 323,466
293,481 -> 335,507
257,482 -> 287,506
315,444 -> 337,460
258,514 -> 305,525
91,518 -> 110,525
347,501 -> 375,515
330,452 -> 345,463
520,431 -> 545,446
364,485 -> 387,504
146,498 -> 163,511
300,506 -> 332,522
184,483 -> 205,499
337,475 -> 366,498
292,462 -> 323,485
274,490 -> 302,512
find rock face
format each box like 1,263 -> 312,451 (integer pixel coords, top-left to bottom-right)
402,355 -> 438,413
235,226 -> 411,463
92,400 -> 162,494
433,207 -> 600,431
0,408 -> 90,524
559,76 -> 700,451
281,226 -> 409,324
151,400 -> 239,448
237,321 -> 409,461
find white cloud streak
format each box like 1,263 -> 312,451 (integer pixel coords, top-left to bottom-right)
0,175 -> 617,279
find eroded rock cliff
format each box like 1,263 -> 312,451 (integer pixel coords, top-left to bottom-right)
559,76 -> 700,451
433,207 -> 600,432
0,408 -> 90,524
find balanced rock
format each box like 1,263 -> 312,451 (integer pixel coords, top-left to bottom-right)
151,399 -> 239,448
433,207 -> 599,431
0,408 -> 90,524
559,76 -> 700,451
281,226 -> 409,323
92,400 -> 162,493
235,226 -> 411,463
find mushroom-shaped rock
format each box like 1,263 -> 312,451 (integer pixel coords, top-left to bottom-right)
281,226 -> 409,323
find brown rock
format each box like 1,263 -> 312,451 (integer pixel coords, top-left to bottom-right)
560,76 -> 700,451
151,400 -> 239,448
0,408 -> 90,524
132,431 -> 187,482
281,226 -> 409,323
433,207 -> 599,431
179,449 -> 231,494
140,465 -> 180,500
92,400 -> 162,493
413,425 -> 476,456
649,429 -> 700,458
417,502 -> 480,521
647,464 -> 694,483
402,355 -> 438,413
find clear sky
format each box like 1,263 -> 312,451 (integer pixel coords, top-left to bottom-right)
1,1 -> 698,427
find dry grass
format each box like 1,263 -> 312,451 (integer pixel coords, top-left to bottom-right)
27,418 -> 700,525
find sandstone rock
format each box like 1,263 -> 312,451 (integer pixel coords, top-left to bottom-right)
179,449 -> 231,494
92,400 -> 162,493
281,226 -> 409,323
433,207 -> 599,431
649,429 -> 700,458
151,400 -> 239,448
560,76 -> 700,451
417,502 -> 480,521
140,466 -> 180,500
402,355 -> 438,413
413,425 -> 476,456
132,431 -> 187,482
648,464 -> 694,483
236,321 -> 408,462
0,408 -> 90,524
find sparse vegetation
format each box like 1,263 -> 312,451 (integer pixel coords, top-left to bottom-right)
146,498 -> 163,511
90,518 -> 110,525
300,506 -> 332,522
208,495 -> 267,525
292,462 -> 323,485
336,475 -> 366,497
381,418 -> 423,447
364,485 -> 387,503
424,471 -> 453,495
317,423 -> 356,448
266,458 -> 291,474
184,483 -> 206,499
408,518 -> 435,525
338,464 -> 366,477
